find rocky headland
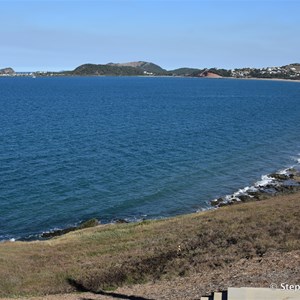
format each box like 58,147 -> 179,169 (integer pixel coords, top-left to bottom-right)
211,168 -> 300,208
0,67 -> 15,76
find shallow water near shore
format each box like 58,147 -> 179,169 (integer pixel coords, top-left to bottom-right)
1,77 -> 300,240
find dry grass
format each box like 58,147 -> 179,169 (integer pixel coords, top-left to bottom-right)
0,192 -> 299,297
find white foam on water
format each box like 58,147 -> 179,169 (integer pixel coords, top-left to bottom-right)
278,168 -> 290,175
255,174 -> 274,187
237,186 -> 257,195
222,185 -> 257,203
212,157 -> 300,208
196,206 -> 212,212
0,235 -> 20,243
223,194 -> 241,202
291,155 -> 300,164
224,195 -> 231,201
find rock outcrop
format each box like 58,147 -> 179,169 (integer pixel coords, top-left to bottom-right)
0,67 -> 15,75
41,218 -> 100,239
199,71 -> 222,78
211,168 -> 300,208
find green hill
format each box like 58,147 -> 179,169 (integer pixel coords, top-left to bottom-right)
69,61 -> 169,76
107,61 -> 168,75
71,64 -> 144,76
168,67 -> 201,76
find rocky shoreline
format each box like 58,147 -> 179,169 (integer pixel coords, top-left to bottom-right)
211,167 -> 300,208
39,218 -> 129,239
31,166 -> 300,240
38,168 -> 300,240
40,218 -> 100,239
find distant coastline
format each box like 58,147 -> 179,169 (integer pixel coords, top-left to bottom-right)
1,61 -> 300,81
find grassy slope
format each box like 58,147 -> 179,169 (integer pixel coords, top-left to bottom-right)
0,192 -> 299,297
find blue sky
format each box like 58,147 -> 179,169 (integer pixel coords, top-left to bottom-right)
1,0 -> 299,71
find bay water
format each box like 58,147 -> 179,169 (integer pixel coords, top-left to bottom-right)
1,77 -> 300,240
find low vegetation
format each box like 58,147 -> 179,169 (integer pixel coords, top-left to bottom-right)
72,64 -> 144,76
70,61 -> 169,76
0,192 -> 299,297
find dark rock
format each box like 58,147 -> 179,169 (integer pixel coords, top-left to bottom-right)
211,198 -> 224,206
115,219 -> 129,224
274,185 -> 287,193
264,184 -> 274,189
293,176 -> 300,183
218,202 -> 229,207
77,218 -> 99,229
286,168 -> 299,176
248,191 -> 263,199
41,218 -> 99,239
230,198 -> 239,203
269,173 -> 289,181
41,227 -> 77,238
237,195 -> 253,202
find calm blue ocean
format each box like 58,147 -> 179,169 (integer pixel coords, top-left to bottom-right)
1,77 -> 300,240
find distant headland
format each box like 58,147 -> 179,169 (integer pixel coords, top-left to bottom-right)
1,61 -> 300,80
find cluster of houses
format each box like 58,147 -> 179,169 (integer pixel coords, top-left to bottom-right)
231,64 -> 300,79
0,72 -> 37,77
0,69 -> 54,77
